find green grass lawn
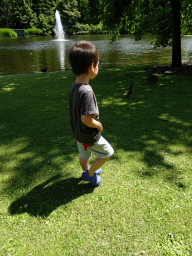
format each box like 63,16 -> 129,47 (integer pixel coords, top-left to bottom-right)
0,66 -> 192,255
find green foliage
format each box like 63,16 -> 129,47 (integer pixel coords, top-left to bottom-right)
181,0 -> 192,35
38,14 -> 54,35
137,0 -> 172,47
102,0 -> 186,67
20,0 -> 38,28
24,28 -> 43,36
56,1 -> 106,35
89,22 -> 105,34
10,0 -> 38,29
103,0 -> 174,46
102,0 -> 133,32
57,0 -> 81,34
0,0 -> 107,35
103,0 -> 191,44
0,0 -> 191,37
73,23 -> 90,35
0,28 -> 17,37
0,0 -> 12,28
34,0 -> 56,35
71,22 -> 105,35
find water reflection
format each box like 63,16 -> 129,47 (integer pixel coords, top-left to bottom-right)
94,35 -> 173,67
181,36 -> 192,63
54,41 -> 65,70
0,34 -> 192,75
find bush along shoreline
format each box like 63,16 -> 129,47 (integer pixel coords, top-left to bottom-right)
0,22 -> 109,38
24,28 -> 44,36
0,28 -> 44,37
0,28 -> 17,37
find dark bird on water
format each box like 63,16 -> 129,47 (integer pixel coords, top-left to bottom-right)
41,67 -> 47,73
147,73 -> 158,82
123,83 -> 135,97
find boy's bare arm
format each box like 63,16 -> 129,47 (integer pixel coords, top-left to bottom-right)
81,114 -> 103,133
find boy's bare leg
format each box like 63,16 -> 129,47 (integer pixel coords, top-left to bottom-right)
88,157 -> 109,177
79,158 -> 89,171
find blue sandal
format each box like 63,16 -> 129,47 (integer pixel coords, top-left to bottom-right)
82,168 -> 102,181
95,168 -> 102,175
82,170 -> 102,186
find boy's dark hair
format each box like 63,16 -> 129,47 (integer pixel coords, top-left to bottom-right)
69,41 -> 100,76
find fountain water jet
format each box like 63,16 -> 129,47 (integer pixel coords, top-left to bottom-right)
55,10 -> 65,41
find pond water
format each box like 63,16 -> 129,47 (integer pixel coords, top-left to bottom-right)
0,34 -> 192,75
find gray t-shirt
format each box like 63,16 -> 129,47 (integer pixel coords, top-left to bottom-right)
69,82 -> 101,144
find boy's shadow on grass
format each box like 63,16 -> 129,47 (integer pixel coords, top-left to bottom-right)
9,175 -> 94,218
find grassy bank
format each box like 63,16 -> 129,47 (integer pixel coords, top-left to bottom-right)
0,28 -> 17,37
0,66 -> 192,255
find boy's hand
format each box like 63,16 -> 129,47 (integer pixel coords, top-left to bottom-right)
91,114 -> 99,121
81,114 -> 103,133
91,114 -> 103,133
97,123 -> 103,133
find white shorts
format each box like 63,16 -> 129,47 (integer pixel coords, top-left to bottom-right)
77,136 -> 114,160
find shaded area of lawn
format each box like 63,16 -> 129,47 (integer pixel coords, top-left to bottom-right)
0,71 -> 77,196
0,66 -> 192,255
0,66 -> 192,197
9,175 -> 95,218
94,66 -> 192,183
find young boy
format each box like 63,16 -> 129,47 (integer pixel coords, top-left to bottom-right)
69,41 -> 114,186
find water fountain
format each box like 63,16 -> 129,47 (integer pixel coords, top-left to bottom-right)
53,10 -> 70,70
55,10 -> 65,41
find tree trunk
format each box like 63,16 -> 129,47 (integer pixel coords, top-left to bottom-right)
171,0 -> 182,68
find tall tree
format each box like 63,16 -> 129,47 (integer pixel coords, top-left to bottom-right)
33,0 -> 56,34
88,0 -> 100,25
171,0 -> 182,67
57,0 -> 81,34
76,0 -> 88,23
20,0 -> 38,28
0,0 -> 12,28
9,0 -> 38,29
102,0 -> 133,37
